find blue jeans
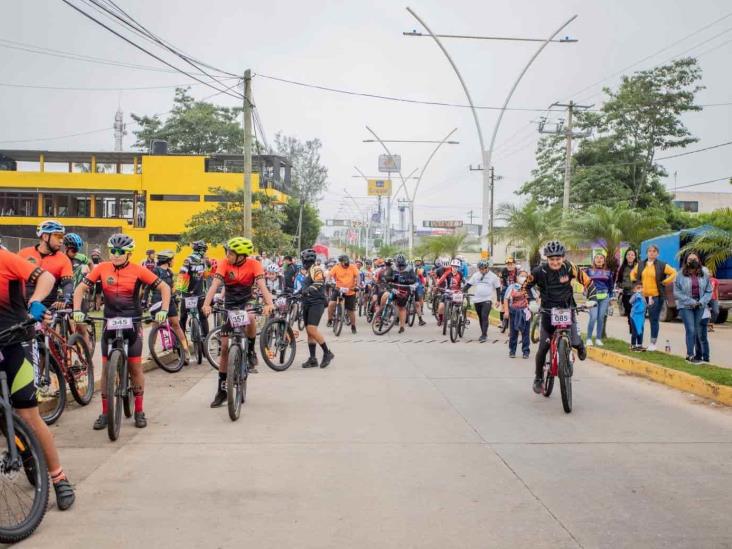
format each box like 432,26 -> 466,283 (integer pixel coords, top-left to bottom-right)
586,297 -> 610,340
508,308 -> 530,356
647,295 -> 664,342
679,307 -> 704,358
694,318 -> 709,361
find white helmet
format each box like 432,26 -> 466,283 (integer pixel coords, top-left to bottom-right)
266,263 -> 280,274
456,255 -> 465,261
450,259 -> 461,267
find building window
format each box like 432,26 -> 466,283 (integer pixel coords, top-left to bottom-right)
0,191 -> 37,216
94,194 -> 134,219
149,233 -> 180,242
149,194 -> 200,202
673,200 -> 699,213
203,194 -> 234,202
42,193 -> 92,217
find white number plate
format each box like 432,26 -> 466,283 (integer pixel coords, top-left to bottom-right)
185,296 -> 199,309
275,297 -> 287,307
228,310 -> 250,328
107,317 -> 133,331
452,292 -> 464,303
550,308 -> 572,326
339,287 -> 349,295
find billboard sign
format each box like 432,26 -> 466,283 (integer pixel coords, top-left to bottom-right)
422,220 -> 464,229
367,179 -> 392,197
378,154 -> 401,173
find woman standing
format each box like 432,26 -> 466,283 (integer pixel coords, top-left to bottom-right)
584,253 -> 614,346
673,252 -> 712,363
616,249 -> 638,333
631,244 -> 676,351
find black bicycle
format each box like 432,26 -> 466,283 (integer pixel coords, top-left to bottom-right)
0,320 -> 50,544
223,307 -> 260,421
103,316 -> 137,441
183,295 -> 205,365
331,287 -> 351,337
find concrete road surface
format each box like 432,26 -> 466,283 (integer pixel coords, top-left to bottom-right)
22,318 -> 732,548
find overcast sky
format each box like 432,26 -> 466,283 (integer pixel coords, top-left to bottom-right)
2,0 -> 731,230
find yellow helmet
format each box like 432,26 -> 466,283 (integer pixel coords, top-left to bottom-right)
227,236 -> 254,256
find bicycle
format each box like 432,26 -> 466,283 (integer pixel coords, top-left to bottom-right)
331,287 -> 351,337
103,316 -> 138,441
406,290 -> 417,327
54,304 -> 97,356
147,302 -> 184,373
372,286 -> 398,335
182,295 -> 205,365
29,309 -> 94,425
535,303 -> 595,414
448,291 -> 470,343
204,305 -> 226,370
224,306 -> 262,421
0,320 -> 50,544
259,299 -> 297,371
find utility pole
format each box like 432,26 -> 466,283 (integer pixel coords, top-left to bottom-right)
242,69 -> 253,238
489,167 -> 495,256
539,100 -> 592,212
466,209 -> 476,225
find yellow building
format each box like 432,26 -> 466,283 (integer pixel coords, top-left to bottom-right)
0,149 -> 292,262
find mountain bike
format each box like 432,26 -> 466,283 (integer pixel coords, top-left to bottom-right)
224,307 -> 259,421
183,295 -> 205,365
537,303 -> 594,414
331,287 -> 351,337
0,320 -> 50,544
448,292 -> 470,343
103,316 -> 137,441
406,291 -> 417,327
147,302 -> 184,373
259,305 -> 297,372
372,286 -> 398,335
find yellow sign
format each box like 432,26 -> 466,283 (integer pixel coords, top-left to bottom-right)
367,179 -> 392,197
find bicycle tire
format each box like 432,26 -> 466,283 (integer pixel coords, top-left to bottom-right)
260,318 -> 296,371
542,363 -> 554,397
227,343 -> 244,421
442,303 -> 449,336
87,320 -> 98,356
558,336 -> 573,413
204,326 -> 223,370
372,303 -> 396,335
38,354 -> 66,426
407,299 -> 416,327
66,334 -> 94,405
106,349 -> 125,441
333,303 -> 344,336
449,305 -> 460,342
0,410 -> 49,544
148,325 -> 185,373
191,318 -> 203,365
297,308 -> 306,330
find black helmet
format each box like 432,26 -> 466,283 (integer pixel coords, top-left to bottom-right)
477,260 -> 489,269
544,240 -> 566,258
107,233 -> 135,252
338,254 -> 349,263
385,257 -> 393,265
192,240 -> 208,254
301,249 -> 317,265
394,253 -> 407,267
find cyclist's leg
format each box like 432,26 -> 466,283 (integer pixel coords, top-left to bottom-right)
535,313 -> 554,379
345,295 -> 357,327
327,298 -> 336,322
197,298 -> 209,337
179,304 -> 190,342
169,316 -> 188,352
127,325 -> 145,413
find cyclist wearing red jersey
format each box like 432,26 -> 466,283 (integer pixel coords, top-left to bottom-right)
435,259 -> 463,326
202,237 -> 273,408
73,234 -> 171,430
0,248 -> 76,509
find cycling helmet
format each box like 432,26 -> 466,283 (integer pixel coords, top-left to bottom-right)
456,255 -> 465,261
192,240 -> 208,254
543,240 -> 566,258
385,257 -> 393,265
450,259 -> 461,267
365,259 -> 372,266
90,248 -> 102,258
107,233 -> 135,252
301,249 -> 317,265
157,249 -> 175,262
63,233 -> 84,250
374,258 -> 384,267
37,219 -> 65,237
187,253 -> 203,265
477,260 -> 489,269
505,256 -> 515,264
434,258 -> 443,268
227,236 -> 254,256
394,253 -> 407,267
146,249 -> 155,254
338,254 -> 349,263
266,263 -> 280,273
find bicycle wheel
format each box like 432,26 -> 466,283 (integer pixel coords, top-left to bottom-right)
226,343 -> 245,421
205,326 -> 223,370
297,307 -> 306,330
38,353 -> 66,426
542,361 -> 554,397
558,336 -> 573,413
442,304 -> 449,336
407,299 -> 416,327
449,305 -> 460,342
105,349 -> 125,441
148,324 -> 185,373
333,303 -> 344,336
66,334 -> 94,405
0,410 -> 49,544
530,314 -> 540,344
190,318 -> 203,365
260,318 -> 296,371
372,304 -> 396,335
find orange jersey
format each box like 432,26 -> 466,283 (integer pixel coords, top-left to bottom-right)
0,249 -> 44,330
84,261 -> 161,319
329,264 -> 360,296
214,258 -> 264,307
18,246 -> 73,307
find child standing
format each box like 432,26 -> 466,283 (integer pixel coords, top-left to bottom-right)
503,269 -> 531,359
629,280 -> 646,351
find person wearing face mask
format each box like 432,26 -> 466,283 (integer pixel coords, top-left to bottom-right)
673,252 -> 712,363
464,260 -> 502,342
503,269 -> 532,358
583,253 -> 615,347
631,244 -> 676,351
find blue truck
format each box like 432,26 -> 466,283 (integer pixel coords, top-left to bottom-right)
639,226 -> 732,323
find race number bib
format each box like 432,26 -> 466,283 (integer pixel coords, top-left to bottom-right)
106,317 -> 134,331
228,310 -> 250,328
550,308 -> 572,326
451,291 -> 464,303
185,296 -> 199,309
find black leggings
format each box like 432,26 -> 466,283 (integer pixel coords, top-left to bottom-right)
474,301 -> 492,336
621,292 -> 632,333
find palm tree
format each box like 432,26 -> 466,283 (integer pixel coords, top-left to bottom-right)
413,233 -> 468,261
377,244 -> 402,258
562,203 -> 667,271
494,201 -> 560,268
679,229 -> 732,275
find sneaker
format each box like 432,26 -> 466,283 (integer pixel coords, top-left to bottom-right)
134,411 -> 147,428
685,356 -> 701,364
351,325 -> 357,334
247,352 -> 259,368
595,339 -> 604,347
532,377 -> 543,394
478,335 -> 487,343
398,327 -> 405,334
647,343 -> 657,352
210,390 -> 227,408
577,344 -> 587,361
302,357 -> 318,368
93,414 -> 107,430
418,318 -> 426,326
586,339 -> 594,347
53,478 -> 75,511
523,353 -> 530,359
327,319 -> 333,327
320,351 -> 335,368
509,353 -> 516,358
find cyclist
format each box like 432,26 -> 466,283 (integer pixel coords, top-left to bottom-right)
525,240 -> 596,394
64,232 -> 93,348
464,260 -> 502,342
142,248 -> 156,271
389,254 -> 417,334
0,247 -> 76,510
90,247 -> 104,310
282,255 -> 297,292
201,237 -> 274,407
73,234 -> 172,429
177,247 -> 210,346
294,263 -> 307,293
145,250 -> 190,364
327,254 -> 359,334
373,257 -> 395,320
413,257 -> 427,326
18,220 -> 74,311
499,257 -> 518,324
435,259 -> 464,327
296,249 -> 334,369
265,263 -> 284,294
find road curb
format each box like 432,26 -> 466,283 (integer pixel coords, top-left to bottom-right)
587,347 -> 732,407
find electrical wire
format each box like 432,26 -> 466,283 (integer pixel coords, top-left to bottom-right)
0,79 -> 237,92
673,176 -> 731,190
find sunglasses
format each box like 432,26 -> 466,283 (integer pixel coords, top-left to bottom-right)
109,248 -> 128,256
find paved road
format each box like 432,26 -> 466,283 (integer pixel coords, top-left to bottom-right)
22,318 -> 732,548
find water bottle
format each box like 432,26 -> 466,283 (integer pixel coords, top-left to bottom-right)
664,339 -> 671,353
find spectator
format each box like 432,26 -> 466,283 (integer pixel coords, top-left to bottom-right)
503,268 -> 531,359
616,248 -> 639,335
464,260 -> 502,343
631,244 -> 676,351
282,255 -> 297,291
584,253 -> 614,347
695,305 -> 711,363
498,257 -> 518,323
142,249 -> 156,271
629,280 -> 646,351
673,252 -> 712,363
708,274 -> 719,332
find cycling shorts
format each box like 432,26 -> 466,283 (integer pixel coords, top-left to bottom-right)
101,322 -> 143,365
219,300 -> 257,336
0,344 -> 38,409
302,302 -> 325,327
330,294 -> 356,311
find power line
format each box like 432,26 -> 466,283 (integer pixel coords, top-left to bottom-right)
673,175 -> 731,190
0,79 -> 237,92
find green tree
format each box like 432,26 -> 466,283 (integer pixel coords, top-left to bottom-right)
377,244 -> 402,258
131,87 -> 244,153
282,197 -> 321,249
679,229 -> 732,276
494,201 -> 560,268
562,203 -> 668,272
